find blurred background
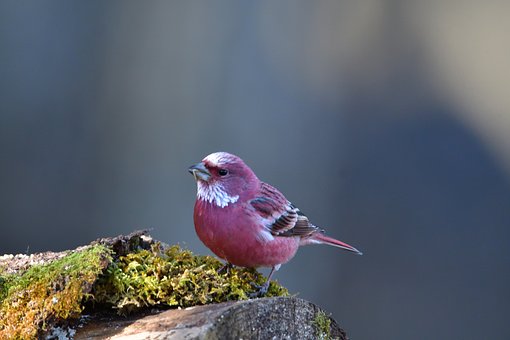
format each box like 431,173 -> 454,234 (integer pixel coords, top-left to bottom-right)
1,1 -> 509,339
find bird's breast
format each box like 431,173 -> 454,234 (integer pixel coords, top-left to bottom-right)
193,200 -> 237,257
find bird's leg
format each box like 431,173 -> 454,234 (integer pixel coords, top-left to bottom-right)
217,262 -> 233,274
249,265 -> 278,298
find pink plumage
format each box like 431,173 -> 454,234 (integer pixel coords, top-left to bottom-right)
189,152 -> 361,295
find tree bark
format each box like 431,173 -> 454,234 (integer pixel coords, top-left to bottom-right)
76,297 -> 347,339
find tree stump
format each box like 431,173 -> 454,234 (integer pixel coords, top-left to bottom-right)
0,232 -> 348,339
75,297 -> 347,339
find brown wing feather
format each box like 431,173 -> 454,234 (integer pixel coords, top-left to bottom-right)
250,182 -> 323,237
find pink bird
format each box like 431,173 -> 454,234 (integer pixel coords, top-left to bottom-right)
189,152 -> 362,296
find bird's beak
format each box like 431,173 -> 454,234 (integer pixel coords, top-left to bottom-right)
188,162 -> 211,182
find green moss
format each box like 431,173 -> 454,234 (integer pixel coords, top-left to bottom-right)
0,275 -> 10,303
0,236 -> 289,338
314,310 -> 334,340
0,245 -> 111,339
92,244 -> 288,313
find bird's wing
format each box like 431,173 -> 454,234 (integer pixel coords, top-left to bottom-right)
249,182 -> 323,237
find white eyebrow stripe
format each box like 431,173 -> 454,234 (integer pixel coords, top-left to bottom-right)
203,152 -> 235,166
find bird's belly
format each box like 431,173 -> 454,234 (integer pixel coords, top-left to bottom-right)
222,236 -> 300,268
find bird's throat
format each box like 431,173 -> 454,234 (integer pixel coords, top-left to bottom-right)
196,181 -> 239,208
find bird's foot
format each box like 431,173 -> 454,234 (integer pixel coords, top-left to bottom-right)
217,262 -> 233,274
248,280 -> 270,298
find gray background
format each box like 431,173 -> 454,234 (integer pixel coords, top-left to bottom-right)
1,2 -> 509,339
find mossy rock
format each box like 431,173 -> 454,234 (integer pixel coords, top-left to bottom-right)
0,231 -> 288,339
0,244 -> 111,339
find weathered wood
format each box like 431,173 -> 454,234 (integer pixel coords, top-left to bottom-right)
75,297 -> 347,339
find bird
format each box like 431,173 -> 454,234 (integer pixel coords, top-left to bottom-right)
188,151 -> 362,296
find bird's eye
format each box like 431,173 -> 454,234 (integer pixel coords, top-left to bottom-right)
218,169 -> 229,176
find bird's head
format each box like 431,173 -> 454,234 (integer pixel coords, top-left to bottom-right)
188,152 -> 258,207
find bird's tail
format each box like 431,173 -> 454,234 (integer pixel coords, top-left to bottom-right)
305,232 -> 363,255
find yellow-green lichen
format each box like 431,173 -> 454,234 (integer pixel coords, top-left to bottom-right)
314,310 -> 334,340
0,244 -> 111,339
92,244 -> 288,314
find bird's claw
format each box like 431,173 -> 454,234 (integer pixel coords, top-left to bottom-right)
217,262 -> 233,274
248,281 -> 270,298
